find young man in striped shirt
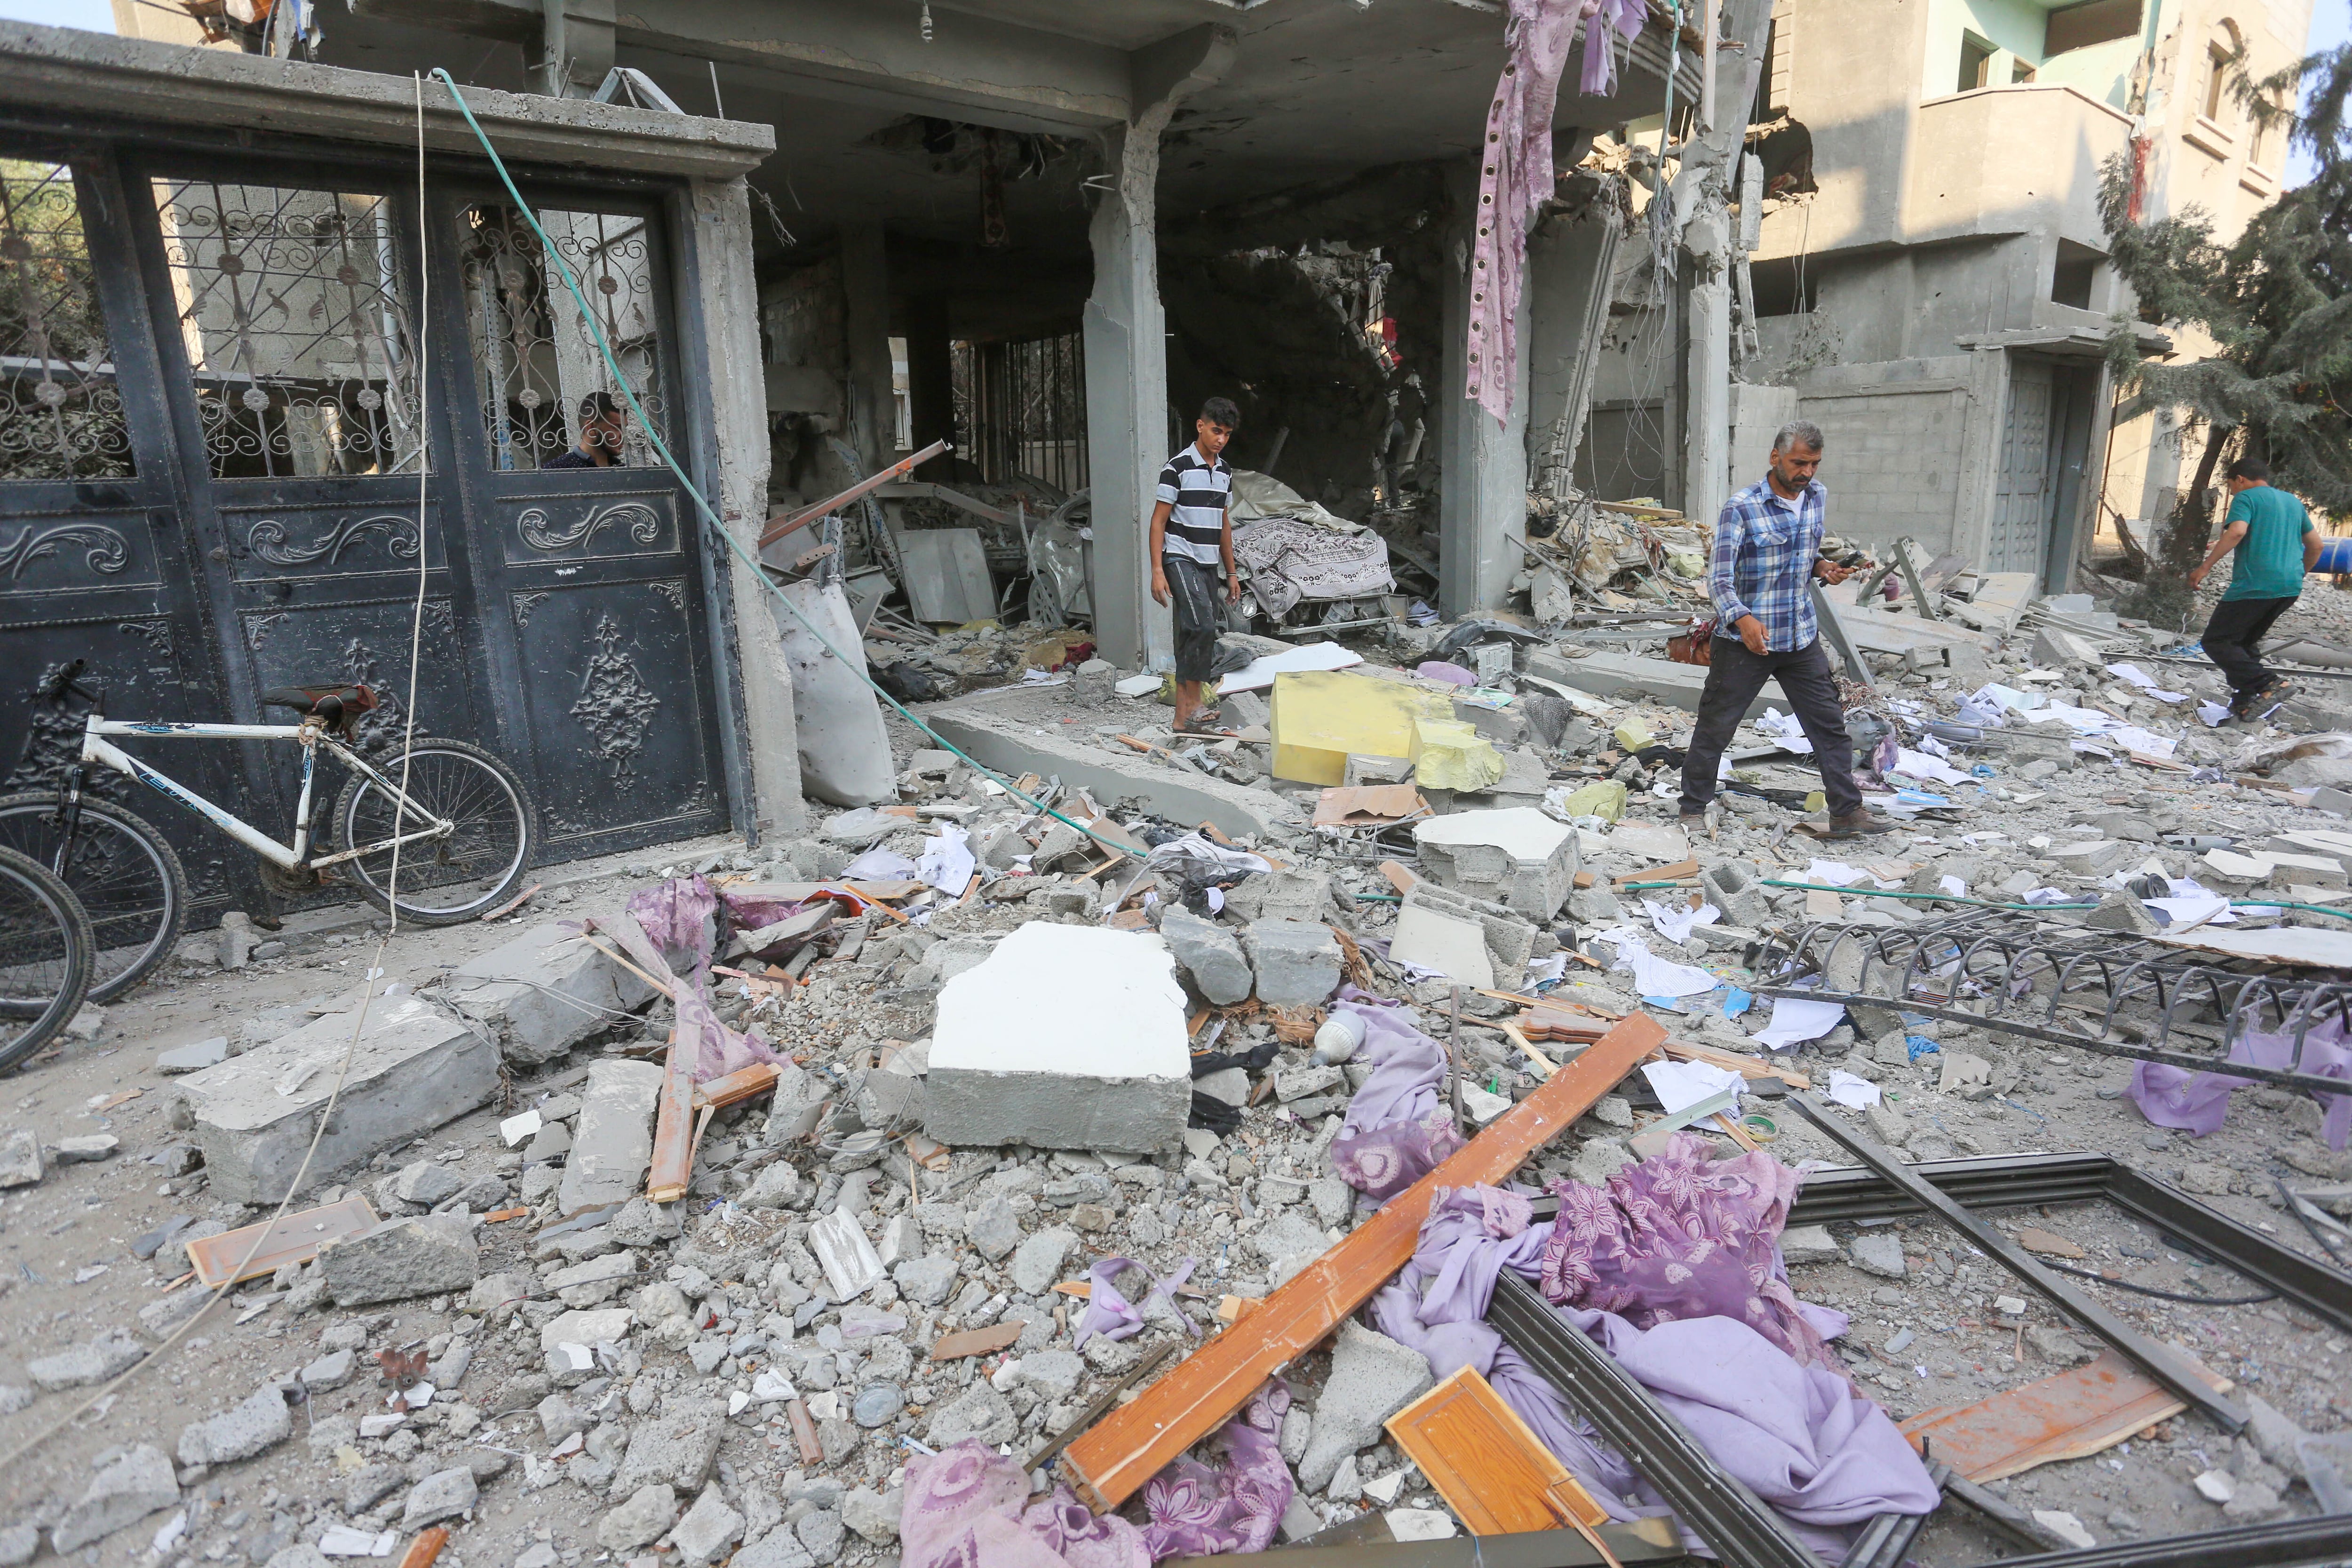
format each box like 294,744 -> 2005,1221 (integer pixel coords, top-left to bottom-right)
1149,397 -> 1245,734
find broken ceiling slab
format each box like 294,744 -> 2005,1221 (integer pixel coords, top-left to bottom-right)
1217,640 -> 1363,694
921,699 -> 1302,838
176,996 -> 501,1206
1520,649 -> 1782,721
444,922 -> 658,1067
926,923 -> 1190,1154
1413,806 -> 1579,919
2152,925 -> 2352,968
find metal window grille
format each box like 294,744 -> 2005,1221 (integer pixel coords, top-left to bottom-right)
0,159 -> 132,482
953,327 -> 1087,494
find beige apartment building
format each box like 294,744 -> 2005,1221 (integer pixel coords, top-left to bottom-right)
1739,0 -> 2313,588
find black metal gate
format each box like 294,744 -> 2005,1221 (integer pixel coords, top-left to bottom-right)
0,125 -> 731,918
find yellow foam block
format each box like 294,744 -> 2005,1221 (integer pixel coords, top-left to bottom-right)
1411,716 -> 1505,792
1268,670 -> 1454,785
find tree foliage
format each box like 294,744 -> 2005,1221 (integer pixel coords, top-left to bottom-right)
2099,43 -> 2352,570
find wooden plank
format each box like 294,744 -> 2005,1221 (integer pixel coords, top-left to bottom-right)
1386,1366 -> 1611,1536
693,1061 -> 781,1112
1378,860 -> 1422,896
1659,1039 -> 1810,1090
1899,1349 -> 2231,1483
1058,1012 -> 1664,1511
186,1195 -> 380,1289
930,1321 -> 1027,1361
644,1029 -> 697,1204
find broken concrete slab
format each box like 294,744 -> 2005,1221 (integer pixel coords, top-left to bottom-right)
1245,920 -> 1342,1007
156,1035 -> 231,1075
177,1384 -> 293,1466
926,923 -> 1189,1154
27,1330 -> 146,1391
444,923 -> 657,1067
923,698 -> 1302,836
52,1444 -> 177,1553
0,1127 -> 40,1188
176,996 -> 500,1205
559,1059 -> 666,1216
1412,807 -> 1578,918
319,1214 -> 479,1307
1522,649 -> 1783,721
1159,908 -> 1254,1006
1298,1321 -> 1436,1491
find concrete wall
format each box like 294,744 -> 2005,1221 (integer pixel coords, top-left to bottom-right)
1790,357 -> 1980,558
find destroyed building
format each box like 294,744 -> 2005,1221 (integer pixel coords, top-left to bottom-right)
0,7 -> 2351,1568
1739,0 -> 2317,589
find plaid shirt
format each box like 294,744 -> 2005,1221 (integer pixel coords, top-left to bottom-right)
1710,477 -> 1827,652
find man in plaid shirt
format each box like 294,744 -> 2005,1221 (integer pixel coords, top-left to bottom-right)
1680,421 -> 1892,836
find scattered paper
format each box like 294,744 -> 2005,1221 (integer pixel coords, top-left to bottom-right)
1890,748 -> 1971,786
2198,700 -> 2231,727
2146,878 -> 2236,928
318,1527 -> 397,1559
1641,1058 -> 1744,1115
1754,707 -> 1815,754
915,822 -> 975,895
841,846 -> 919,881
1215,640 -> 1362,693
1938,875 -> 1967,898
1605,933 -> 1718,998
1754,996 -> 1846,1049
2106,663 -> 2189,703
1827,1070 -> 1883,1109
498,1109 -> 542,1147
1644,898 -> 1721,945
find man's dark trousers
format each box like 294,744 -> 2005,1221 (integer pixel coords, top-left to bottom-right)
2201,595 -> 2297,704
1679,637 -> 1863,818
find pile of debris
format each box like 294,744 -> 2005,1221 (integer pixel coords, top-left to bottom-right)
9,572 -> 2352,1568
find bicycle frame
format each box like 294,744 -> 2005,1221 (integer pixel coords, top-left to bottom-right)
78,716 -> 451,872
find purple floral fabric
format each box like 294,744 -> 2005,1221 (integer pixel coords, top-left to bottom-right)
590,906 -> 782,1084
1465,0 -> 1648,426
1073,1257 -> 1200,1350
627,874 -> 718,970
2130,1021 -> 2352,1151
1141,1381 -> 1294,1561
900,1441 -> 1147,1568
1539,1131 -> 1843,1374
1372,1181 -> 1935,1562
1327,989 -> 1465,1202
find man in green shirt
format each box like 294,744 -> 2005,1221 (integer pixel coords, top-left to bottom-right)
2188,457 -> 2320,719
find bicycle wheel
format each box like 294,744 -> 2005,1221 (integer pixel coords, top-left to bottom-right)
0,792 -> 188,1004
0,845 -> 95,1073
333,739 -> 536,925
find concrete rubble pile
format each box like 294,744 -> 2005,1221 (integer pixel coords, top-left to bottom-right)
7,583 -> 2352,1568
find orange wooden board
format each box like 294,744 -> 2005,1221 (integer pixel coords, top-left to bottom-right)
1899,1348 -> 2232,1483
186,1195 -> 379,1288
1387,1366 -> 1609,1536
1058,1012 -> 1663,1512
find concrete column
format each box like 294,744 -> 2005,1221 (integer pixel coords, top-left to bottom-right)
1081,25 -> 1234,670
1524,214 -> 1621,498
1682,271 -> 1732,528
539,0 -> 613,96
840,223 -> 895,474
690,176 -> 805,837
905,292 -> 954,478
1436,158 -> 1528,619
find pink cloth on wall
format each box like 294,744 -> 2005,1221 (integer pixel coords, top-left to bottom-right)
1465,0 -> 1648,426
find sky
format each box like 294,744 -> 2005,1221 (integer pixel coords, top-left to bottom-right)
0,0 -> 2346,180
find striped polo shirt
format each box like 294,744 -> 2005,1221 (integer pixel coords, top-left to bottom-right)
1156,442 -> 1232,567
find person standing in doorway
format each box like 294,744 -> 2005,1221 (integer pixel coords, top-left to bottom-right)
542,390 -> 630,469
1149,397 -> 1245,735
1680,421 -> 1893,837
2189,456 -> 2318,719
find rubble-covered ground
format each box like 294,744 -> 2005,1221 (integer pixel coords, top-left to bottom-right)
3,580 -> 2352,1568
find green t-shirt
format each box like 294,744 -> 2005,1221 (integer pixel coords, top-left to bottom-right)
2220,484 -> 2313,602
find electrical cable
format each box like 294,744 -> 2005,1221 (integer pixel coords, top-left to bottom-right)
428,69 -> 1160,870
2030,1254 -> 2278,1307
0,74 -> 441,1475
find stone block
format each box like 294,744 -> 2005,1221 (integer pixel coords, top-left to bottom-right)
675,1487 -> 747,1566
2045,839 -> 2131,878
927,923 -> 1190,1154
926,1383 -> 1017,1448
403,1466 -> 477,1528
1413,807 -> 1578,919
1246,920 -> 1342,1007
0,1128 -> 40,1189
1848,1233 -> 1907,1278
178,1385 -> 293,1466
1297,1322 -> 1435,1491
1701,860 -> 1771,926
27,1331 -> 145,1391
445,923 -> 657,1067
614,1400 -> 725,1495
1780,1224 -> 1839,1265
560,1059 -> 665,1215
1159,908 -> 1254,1006
53,1444 -> 177,1553
320,1215 -> 478,1307
597,1485 -> 679,1553
177,997 -> 500,1205
156,1036 -> 231,1075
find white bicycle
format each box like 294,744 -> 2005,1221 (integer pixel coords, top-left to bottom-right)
0,663 -> 538,1004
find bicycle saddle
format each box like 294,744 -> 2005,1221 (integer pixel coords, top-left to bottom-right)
260,683 -> 379,734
